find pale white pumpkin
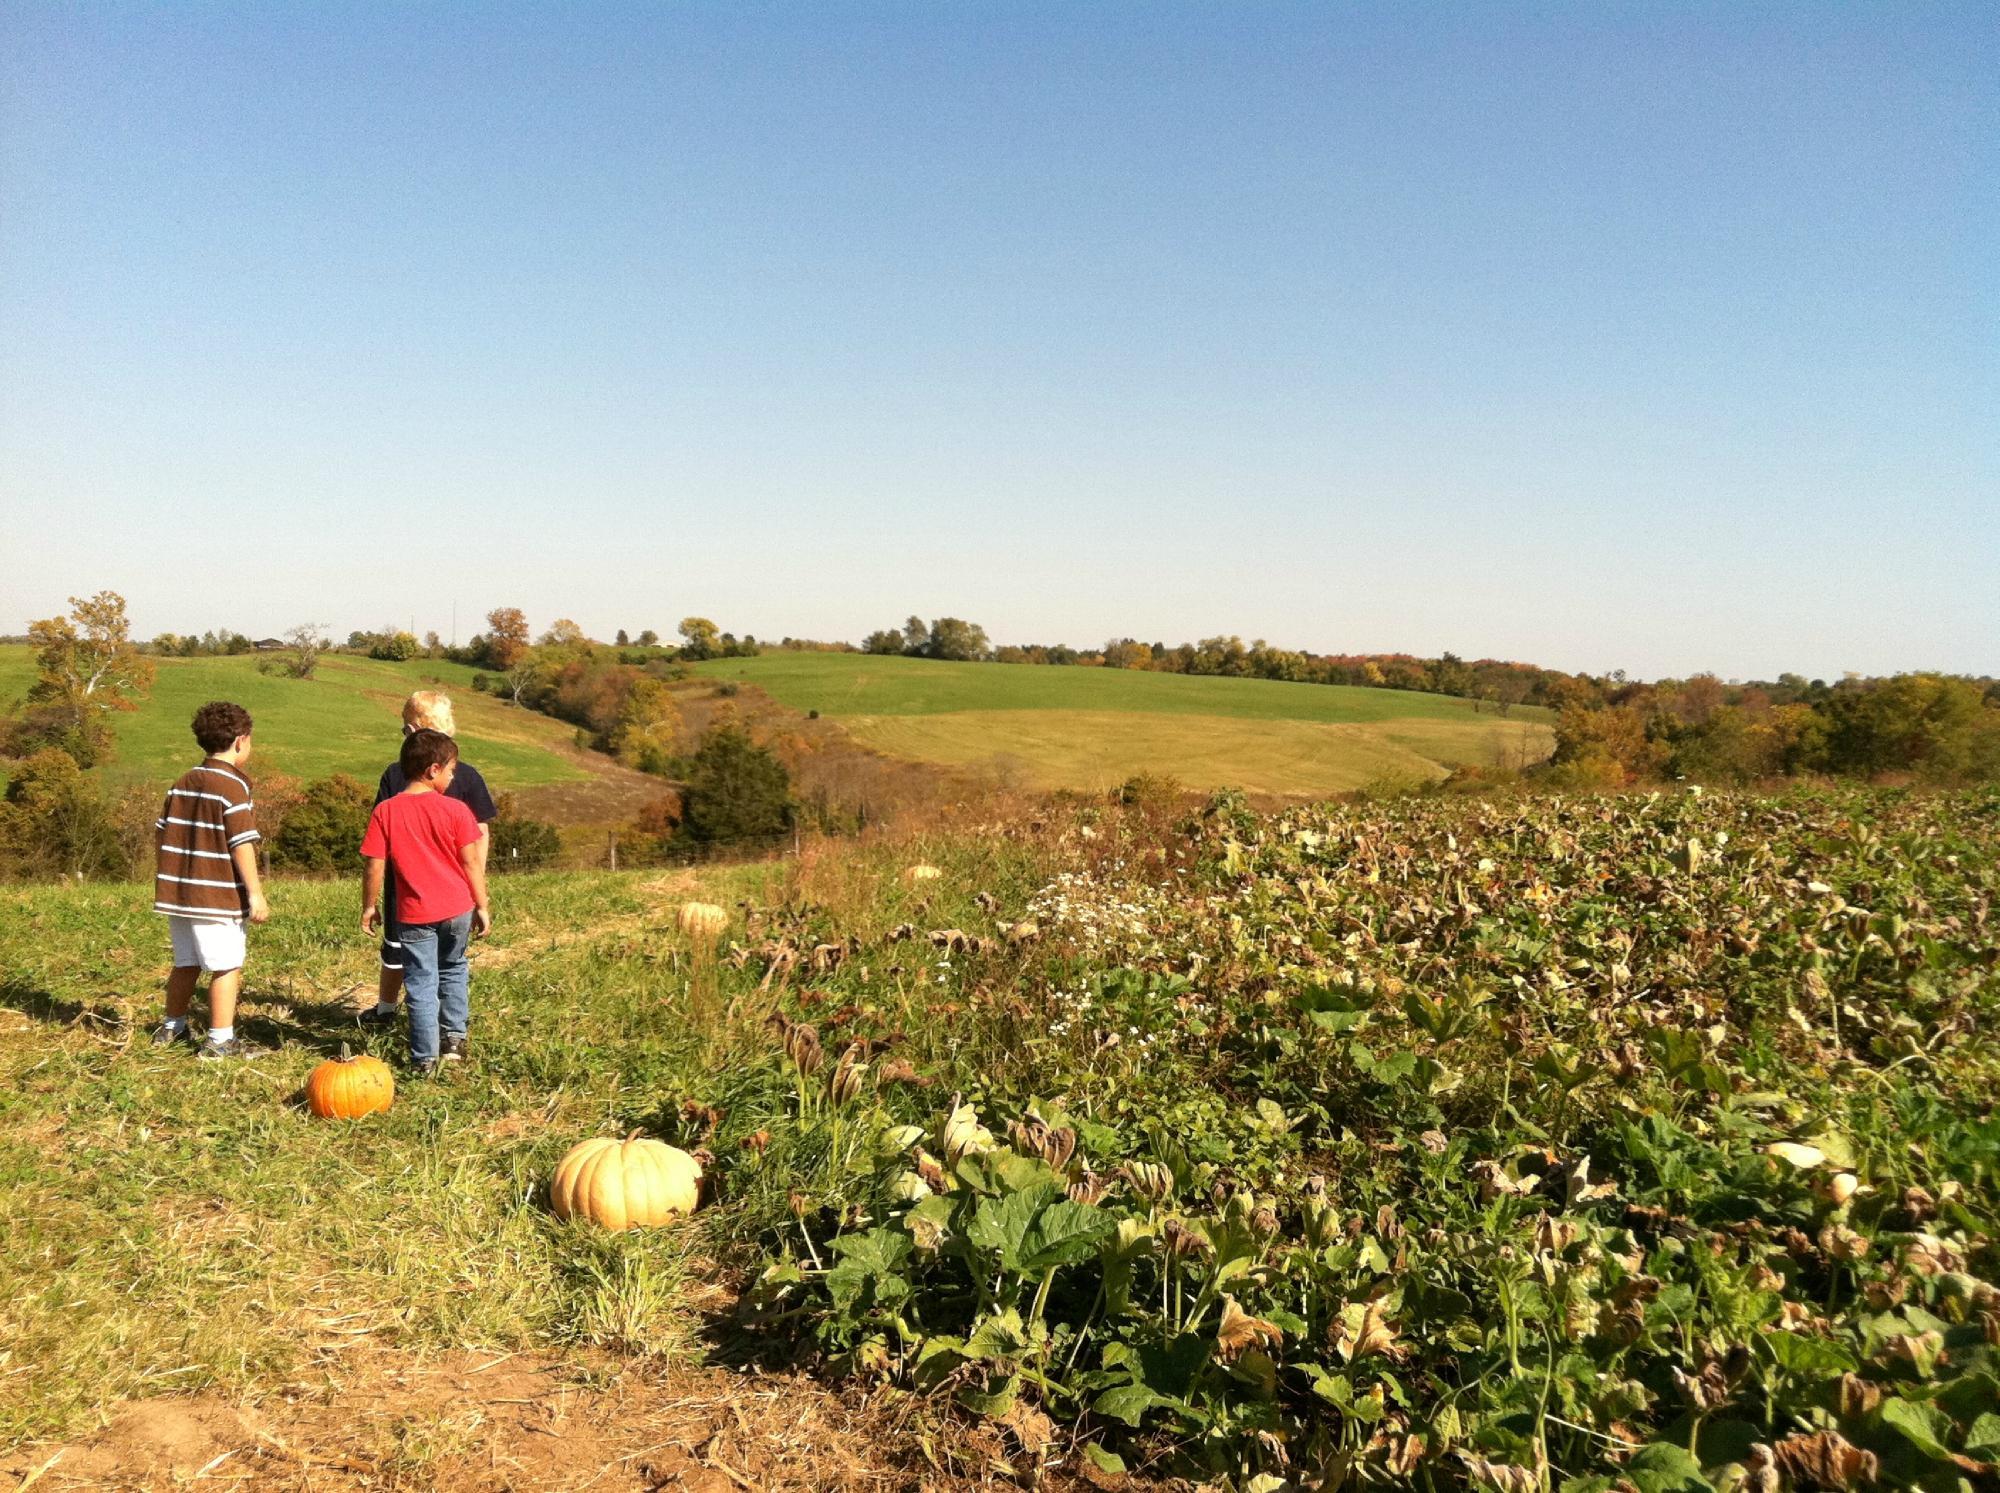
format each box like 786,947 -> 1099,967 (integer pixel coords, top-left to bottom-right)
551,1133 -> 702,1230
676,901 -> 729,940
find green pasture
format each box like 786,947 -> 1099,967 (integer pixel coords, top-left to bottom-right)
693,651 -> 1552,794
0,647 -> 588,791
692,650 -> 1543,723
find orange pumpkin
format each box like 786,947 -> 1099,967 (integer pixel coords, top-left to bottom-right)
306,1044 -> 395,1120
551,1132 -> 702,1230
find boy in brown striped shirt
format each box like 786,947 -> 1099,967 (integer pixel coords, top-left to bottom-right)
151,701 -> 271,1059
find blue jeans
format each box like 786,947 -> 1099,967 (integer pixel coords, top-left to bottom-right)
399,912 -> 471,1063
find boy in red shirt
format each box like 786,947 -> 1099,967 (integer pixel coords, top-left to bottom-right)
359,730 -> 493,1074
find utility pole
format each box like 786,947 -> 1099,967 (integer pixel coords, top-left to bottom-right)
451,601 -> 457,647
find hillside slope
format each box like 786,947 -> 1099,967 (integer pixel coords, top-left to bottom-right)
693,651 -> 1551,795
0,648 -> 663,824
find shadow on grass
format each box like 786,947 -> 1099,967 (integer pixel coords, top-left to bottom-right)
700,1303 -> 816,1373
0,978 -> 104,1028
0,974 -> 385,1062
236,991 -> 387,1056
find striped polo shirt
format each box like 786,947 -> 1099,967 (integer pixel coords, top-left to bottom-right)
153,758 -> 260,919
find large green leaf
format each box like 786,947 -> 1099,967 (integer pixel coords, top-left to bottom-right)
1092,1383 -> 1173,1426
826,1225 -> 912,1274
965,1183 -> 1059,1271
1622,1442 -> 1713,1493
823,1225 -> 914,1311
1878,1396 -> 1955,1462
1965,1412 -> 2000,1456
1017,1198 -> 1116,1273
1761,1329 -> 1856,1375
965,1307 -> 1040,1362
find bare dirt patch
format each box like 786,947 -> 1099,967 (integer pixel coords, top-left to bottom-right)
0,1349 -> 933,1491
509,752 -> 675,833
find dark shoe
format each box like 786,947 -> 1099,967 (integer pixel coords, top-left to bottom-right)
357,1005 -> 400,1029
410,1058 -> 439,1079
196,1036 -> 264,1061
440,1035 -> 468,1063
150,1022 -> 194,1048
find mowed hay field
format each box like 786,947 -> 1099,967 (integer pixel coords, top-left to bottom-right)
693,652 -> 1552,795
0,649 -> 664,822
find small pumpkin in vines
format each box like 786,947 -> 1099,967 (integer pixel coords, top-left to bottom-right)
306,1043 -> 395,1119
551,1132 -> 701,1230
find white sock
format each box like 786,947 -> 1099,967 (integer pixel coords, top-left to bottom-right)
162,1015 -> 188,1034
375,1001 -> 399,1015
208,1025 -> 234,1044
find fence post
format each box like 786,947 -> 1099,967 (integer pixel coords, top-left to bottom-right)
607,832 -> 618,872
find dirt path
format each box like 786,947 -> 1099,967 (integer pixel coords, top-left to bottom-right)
0,1349 -> 951,1491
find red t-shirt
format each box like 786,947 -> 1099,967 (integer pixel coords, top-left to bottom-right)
359,791 -> 480,925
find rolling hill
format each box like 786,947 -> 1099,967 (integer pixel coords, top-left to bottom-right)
0,648 -> 661,823
691,651 -> 1551,796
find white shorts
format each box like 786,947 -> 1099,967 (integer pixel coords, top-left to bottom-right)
168,916 -> 247,974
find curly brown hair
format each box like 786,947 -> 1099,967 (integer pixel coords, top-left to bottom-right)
191,700 -> 253,754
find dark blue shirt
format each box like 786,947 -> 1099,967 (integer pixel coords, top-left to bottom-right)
374,759 -> 498,822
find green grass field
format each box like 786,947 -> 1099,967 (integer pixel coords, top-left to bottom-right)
0,647 -> 590,791
694,651 -> 1552,794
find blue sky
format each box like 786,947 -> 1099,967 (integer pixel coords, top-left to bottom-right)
2,2 -> 1993,679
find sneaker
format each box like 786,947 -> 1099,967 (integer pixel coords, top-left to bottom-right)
149,1022 -> 194,1048
356,1005 -> 401,1029
196,1036 -> 264,1061
440,1035 -> 468,1063
410,1058 -> 439,1079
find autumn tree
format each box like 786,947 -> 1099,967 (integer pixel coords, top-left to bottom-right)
540,618 -> 586,647
0,749 -> 130,876
501,648 -> 544,707
23,591 -> 155,767
608,675 -> 681,774
483,608 -> 531,669
1550,702 -> 1667,785
678,617 -> 722,661
636,629 -> 660,647
1821,674 -> 1997,781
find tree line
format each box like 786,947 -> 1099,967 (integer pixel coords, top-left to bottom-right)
839,617 -> 2000,785
6,592 -> 1997,884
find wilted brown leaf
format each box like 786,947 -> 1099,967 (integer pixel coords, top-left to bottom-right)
1216,1295 -> 1284,1361
1768,1429 -> 1878,1489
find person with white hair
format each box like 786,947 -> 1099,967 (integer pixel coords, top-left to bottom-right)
357,691 -> 497,1058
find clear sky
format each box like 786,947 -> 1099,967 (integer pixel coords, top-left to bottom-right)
1,2 -> 1993,681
